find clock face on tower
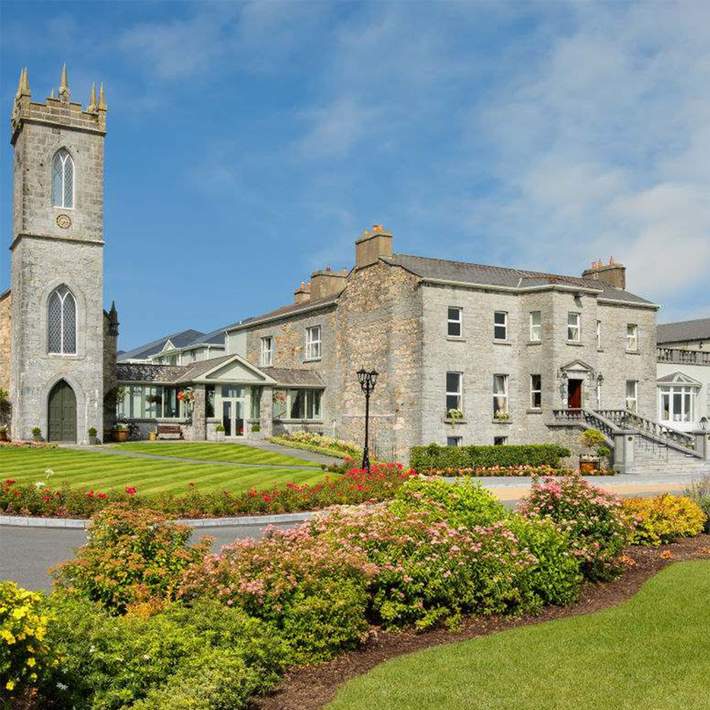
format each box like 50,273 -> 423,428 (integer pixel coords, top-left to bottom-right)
56,214 -> 72,229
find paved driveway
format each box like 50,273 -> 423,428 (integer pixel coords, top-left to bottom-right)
0,522 -> 296,592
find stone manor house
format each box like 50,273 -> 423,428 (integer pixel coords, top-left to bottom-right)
2,67 -> 709,471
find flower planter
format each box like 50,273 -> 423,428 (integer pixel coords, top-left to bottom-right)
88,435 -> 98,446
113,429 -> 129,443
579,456 -> 600,474
0,430 -> 8,442
148,432 -> 157,441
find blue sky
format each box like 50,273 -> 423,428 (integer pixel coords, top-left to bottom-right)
1,1 -> 708,351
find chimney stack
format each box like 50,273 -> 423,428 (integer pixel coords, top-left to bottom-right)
310,266 -> 348,300
582,257 -> 626,290
294,281 -> 311,304
355,224 -> 393,269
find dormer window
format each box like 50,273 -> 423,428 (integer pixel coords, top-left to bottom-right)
52,148 -> 74,208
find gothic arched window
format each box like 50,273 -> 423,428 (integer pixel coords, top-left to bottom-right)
48,285 -> 77,355
52,149 -> 74,208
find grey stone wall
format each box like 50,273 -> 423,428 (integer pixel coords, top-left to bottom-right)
0,291 -> 11,395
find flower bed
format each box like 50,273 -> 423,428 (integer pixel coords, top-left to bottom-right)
0,464 -> 415,519
6,475 -> 708,709
270,432 -> 361,460
419,464 -> 614,477
0,440 -> 57,449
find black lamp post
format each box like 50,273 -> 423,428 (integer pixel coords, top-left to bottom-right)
357,369 -> 378,471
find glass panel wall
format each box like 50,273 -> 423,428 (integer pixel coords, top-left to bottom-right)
116,385 -> 185,419
272,388 -> 323,420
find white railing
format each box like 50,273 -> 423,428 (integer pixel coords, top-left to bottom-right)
657,348 -> 710,366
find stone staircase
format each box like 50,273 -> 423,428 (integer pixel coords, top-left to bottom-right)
627,436 -> 710,476
552,408 -> 709,475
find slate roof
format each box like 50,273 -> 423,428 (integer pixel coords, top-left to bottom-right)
116,363 -> 188,383
225,296 -> 338,332
117,355 -> 323,388
657,318 -> 710,345
118,329 -> 205,362
385,254 -> 654,305
181,327 -> 227,348
260,367 -> 324,387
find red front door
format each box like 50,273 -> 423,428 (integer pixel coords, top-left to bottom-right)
568,379 -> 582,409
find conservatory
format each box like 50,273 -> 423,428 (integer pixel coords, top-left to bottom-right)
114,354 -> 325,441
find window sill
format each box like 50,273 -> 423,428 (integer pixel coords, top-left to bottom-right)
526,408 -> 543,414
446,336 -> 466,342
303,358 -> 322,363
493,339 -> 512,346
625,350 -> 640,355
274,418 -> 324,424
566,341 -> 583,346
527,340 -> 542,346
443,417 -> 467,424
492,419 -> 513,425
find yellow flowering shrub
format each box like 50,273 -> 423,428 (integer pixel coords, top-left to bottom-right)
0,581 -> 55,700
623,495 -> 706,546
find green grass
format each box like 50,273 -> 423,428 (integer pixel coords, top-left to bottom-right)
0,446 -> 331,497
110,441 -> 316,466
330,561 -> 710,710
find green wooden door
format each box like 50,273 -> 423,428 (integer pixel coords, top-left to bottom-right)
48,380 -> 77,443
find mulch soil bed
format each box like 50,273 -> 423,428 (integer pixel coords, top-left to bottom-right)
255,533 -> 710,710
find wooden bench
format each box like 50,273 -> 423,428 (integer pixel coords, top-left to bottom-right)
157,424 -> 183,440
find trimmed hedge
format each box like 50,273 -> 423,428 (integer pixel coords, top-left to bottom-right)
410,443 -> 571,472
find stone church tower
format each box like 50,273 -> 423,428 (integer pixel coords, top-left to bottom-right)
8,66 -> 109,443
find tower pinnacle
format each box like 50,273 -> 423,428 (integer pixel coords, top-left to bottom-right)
59,63 -> 70,102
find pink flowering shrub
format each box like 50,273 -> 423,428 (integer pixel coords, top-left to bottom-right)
53,505 -> 211,613
0,464 -> 415,519
420,465 -> 613,477
312,508 -> 542,629
178,525 -> 373,663
518,475 -> 630,580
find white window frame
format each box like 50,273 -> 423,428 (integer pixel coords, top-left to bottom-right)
446,371 -> 463,414
625,380 -> 638,413
529,311 -> 542,342
52,148 -> 75,209
626,324 -> 638,352
493,374 -> 509,416
658,385 -> 696,424
567,312 -> 581,342
272,388 -> 323,421
47,285 -> 77,355
305,326 -> 321,361
596,320 -> 602,350
260,336 -> 274,366
530,374 -> 542,409
447,307 -> 463,338
494,311 -> 508,341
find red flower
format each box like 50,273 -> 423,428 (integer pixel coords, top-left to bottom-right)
125,486 -> 137,496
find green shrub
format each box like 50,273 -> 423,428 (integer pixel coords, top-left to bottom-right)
178,526 -> 372,664
505,515 -> 582,608
0,582 -> 56,701
410,443 -> 571,472
580,428 -> 607,449
391,477 -> 507,528
518,475 -> 630,581
685,476 -> 710,533
39,595 -> 288,709
622,495 -> 706,546
132,649 -> 263,710
53,505 -> 211,613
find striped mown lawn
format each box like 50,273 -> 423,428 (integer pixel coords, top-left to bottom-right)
0,446 -> 331,497
110,441 -> 315,466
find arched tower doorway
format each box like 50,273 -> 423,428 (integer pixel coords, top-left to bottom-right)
48,380 -> 77,443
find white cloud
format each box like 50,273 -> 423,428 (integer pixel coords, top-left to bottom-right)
467,1 -> 710,306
